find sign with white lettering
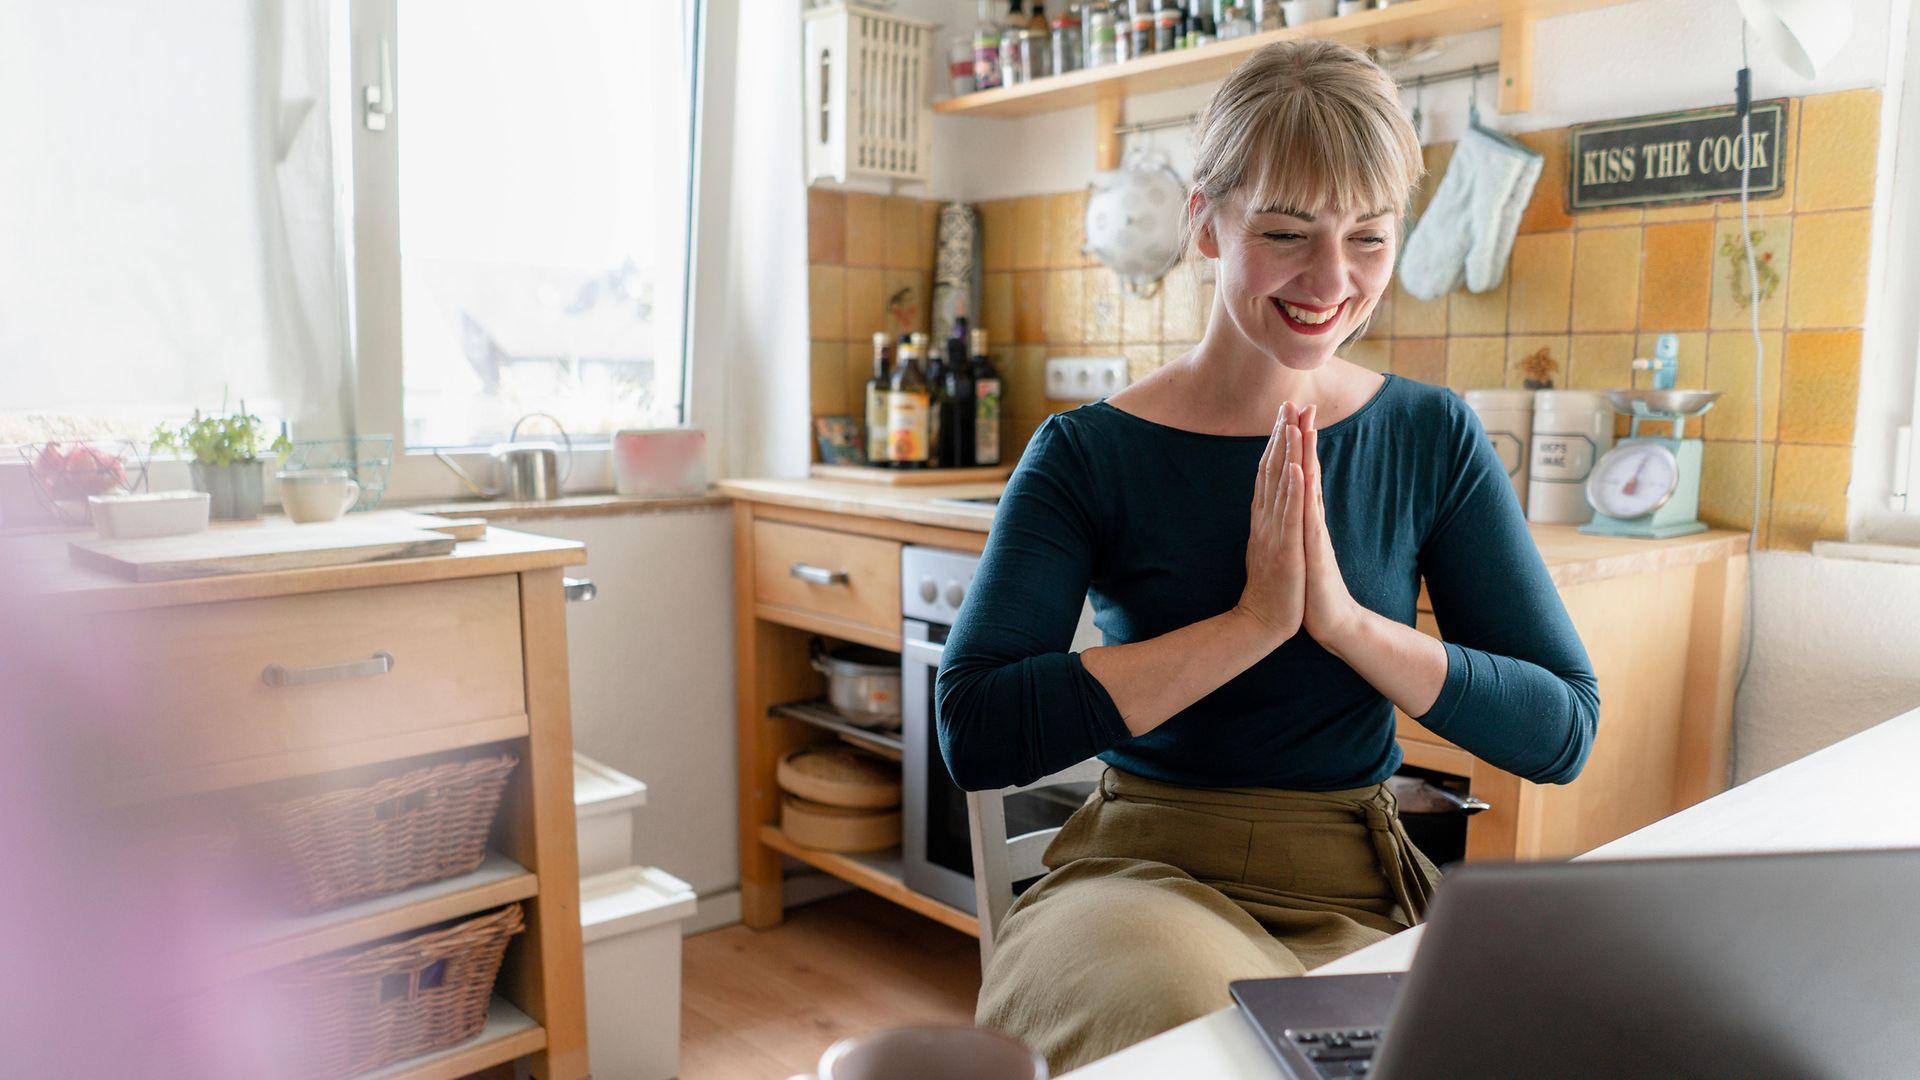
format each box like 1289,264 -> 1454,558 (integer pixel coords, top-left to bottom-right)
1568,101 -> 1787,211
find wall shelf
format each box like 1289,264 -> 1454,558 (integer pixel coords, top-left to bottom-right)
933,0 -> 1637,165
362,996 -> 546,1080
759,824 -> 979,938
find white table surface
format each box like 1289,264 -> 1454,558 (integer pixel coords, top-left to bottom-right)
1065,705 -> 1920,1078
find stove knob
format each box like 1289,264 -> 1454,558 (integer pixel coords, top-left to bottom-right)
918,576 -> 938,604
943,580 -> 966,609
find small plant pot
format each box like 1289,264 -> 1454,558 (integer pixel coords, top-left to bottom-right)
191,461 -> 266,520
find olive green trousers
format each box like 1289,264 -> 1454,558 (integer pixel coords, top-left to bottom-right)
976,767 -> 1443,1074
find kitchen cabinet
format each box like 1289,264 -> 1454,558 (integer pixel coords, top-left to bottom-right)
721,477 -> 1750,935
8,525 -> 593,1079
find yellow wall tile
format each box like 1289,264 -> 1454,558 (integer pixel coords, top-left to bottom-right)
810,340 -> 848,417
846,267 -> 887,343
845,192 -> 887,268
1391,280 -> 1448,337
1508,232 -> 1574,333
914,200 -> 940,271
1574,207 -> 1643,229
1411,142 -> 1455,222
1642,201 -> 1717,223
808,189 -> 845,265
1699,440 -> 1774,543
1086,268 -> 1122,344
1571,227 -> 1642,332
1701,330 -> 1783,442
1633,332 -> 1709,395
1162,262 -> 1207,343
1516,130 -> 1574,233
1121,282 -> 1162,343
1708,215 -> 1790,330
1345,338 -> 1391,374
1770,444 -> 1851,551
1014,270 -> 1046,344
1786,209 -> 1871,328
1566,334 -> 1637,391
881,270 -> 932,338
1446,336 -> 1507,392
1047,191 -> 1088,270
1639,221 -> 1715,331
1013,196 -> 1050,271
1392,337 -> 1447,386
1506,336 -> 1570,388
808,265 -> 846,341
1796,89 -> 1879,212
1122,344 -> 1162,385
1448,279 -> 1509,336
1044,269 -> 1085,346
982,272 -> 1014,347
885,197 -> 920,270
1719,98 -> 1798,217
1367,280 -> 1394,338
1778,330 -> 1862,445
981,199 -> 1014,273
1161,342 -> 1192,366
1009,344 -> 1048,411
845,342 -> 878,424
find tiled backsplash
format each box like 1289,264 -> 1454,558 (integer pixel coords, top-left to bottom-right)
805,89 -> 1878,552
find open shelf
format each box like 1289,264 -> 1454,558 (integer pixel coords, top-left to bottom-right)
361,996 -> 546,1080
771,698 -> 904,760
932,0 -> 1636,119
227,852 -> 538,977
759,824 -> 979,938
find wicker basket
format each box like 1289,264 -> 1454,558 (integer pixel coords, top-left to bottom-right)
251,754 -> 519,913
266,903 -> 524,1079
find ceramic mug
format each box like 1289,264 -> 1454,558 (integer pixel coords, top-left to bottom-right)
1281,0 -> 1338,24
277,469 -> 361,523
786,1025 -> 1047,1080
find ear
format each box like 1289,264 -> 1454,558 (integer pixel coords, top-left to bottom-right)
1189,191 -> 1221,260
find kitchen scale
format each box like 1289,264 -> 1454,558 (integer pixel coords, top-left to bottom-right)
1582,338 -> 1722,539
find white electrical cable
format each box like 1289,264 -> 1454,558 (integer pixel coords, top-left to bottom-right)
1729,21 -> 1764,786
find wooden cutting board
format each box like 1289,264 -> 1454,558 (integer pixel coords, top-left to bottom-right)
69,521 -> 458,582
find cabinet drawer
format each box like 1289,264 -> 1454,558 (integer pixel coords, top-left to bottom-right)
96,576 -> 526,779
753,520 -> 900,639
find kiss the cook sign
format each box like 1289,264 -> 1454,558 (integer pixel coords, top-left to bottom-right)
1569,101 -> 1788,211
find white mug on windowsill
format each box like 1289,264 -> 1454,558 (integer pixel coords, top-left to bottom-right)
277,469 -> 361,523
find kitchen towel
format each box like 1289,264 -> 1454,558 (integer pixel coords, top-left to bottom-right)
1399,123 -> 1543,300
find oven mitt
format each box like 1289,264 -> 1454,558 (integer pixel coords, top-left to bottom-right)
1398,124 -> 1543,301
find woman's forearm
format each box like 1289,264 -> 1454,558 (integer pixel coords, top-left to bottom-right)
1320,610 -> 1449,719
1080,606 -> 1289,737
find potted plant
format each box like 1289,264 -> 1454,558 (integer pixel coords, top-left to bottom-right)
150,407 -> 293,520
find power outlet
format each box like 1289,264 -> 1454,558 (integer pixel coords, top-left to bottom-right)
1045,356 -> 1130,402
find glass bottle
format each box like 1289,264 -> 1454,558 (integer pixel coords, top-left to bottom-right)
948,35 -> 976,97
1130,0 -> 1155,58
999,0 -> 1028,86
1052,5 -> 1082,76
970,329 -> 1003,468
865,332 -> 892,465
887,337 -> 932,468
918,331 -> 945,468
972,0 -> 1003,91
1156,0 -> 1180,51
1024,2 -> 1053,80
943,317 -> 977,468
1086,0 -> 1118,67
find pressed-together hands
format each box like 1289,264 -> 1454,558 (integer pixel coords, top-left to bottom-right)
1236,402 -> 1367,653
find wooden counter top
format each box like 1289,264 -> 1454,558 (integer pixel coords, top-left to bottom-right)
717,477 -> 1749,586
4,522 -> 584,612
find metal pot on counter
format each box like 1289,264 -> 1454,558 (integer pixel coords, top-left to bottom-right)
811,638 -> 902,729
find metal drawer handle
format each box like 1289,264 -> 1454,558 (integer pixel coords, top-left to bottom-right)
262,651 -> 395,688
563,577 -> 597,603
790,562 -> 849,586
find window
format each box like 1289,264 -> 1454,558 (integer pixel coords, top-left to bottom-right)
354,0 -> 701,450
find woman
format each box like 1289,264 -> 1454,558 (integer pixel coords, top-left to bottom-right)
935,39 -> 1600,1072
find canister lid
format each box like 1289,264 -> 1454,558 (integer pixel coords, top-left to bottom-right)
1464,389 -> 1537,410
1532,390 -> 1611,410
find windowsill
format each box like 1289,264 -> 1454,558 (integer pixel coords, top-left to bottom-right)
398,490 -> 729,523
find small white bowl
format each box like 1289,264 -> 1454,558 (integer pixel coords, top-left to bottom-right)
88,490 -> 211,540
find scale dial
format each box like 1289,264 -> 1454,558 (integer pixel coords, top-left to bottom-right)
1587,442 -> 1681,520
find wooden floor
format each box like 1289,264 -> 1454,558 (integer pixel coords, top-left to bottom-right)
680,891 -> 983,1078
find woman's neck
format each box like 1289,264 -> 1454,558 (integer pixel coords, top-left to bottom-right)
1111,316 -> 1381,436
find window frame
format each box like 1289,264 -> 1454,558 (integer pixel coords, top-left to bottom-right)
341,0 -> 703,501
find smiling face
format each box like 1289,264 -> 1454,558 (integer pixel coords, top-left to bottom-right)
1195,193 -> 1398,370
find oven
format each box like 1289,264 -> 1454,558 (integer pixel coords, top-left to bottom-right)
900,543 -> 1100,915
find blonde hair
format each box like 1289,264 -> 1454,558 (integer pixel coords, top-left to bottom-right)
1190,40 -> 1423,233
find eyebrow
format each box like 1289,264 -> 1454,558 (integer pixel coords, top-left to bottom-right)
1256,206 -> 1393,223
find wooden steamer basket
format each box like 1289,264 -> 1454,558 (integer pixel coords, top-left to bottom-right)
777,746 -> 902,852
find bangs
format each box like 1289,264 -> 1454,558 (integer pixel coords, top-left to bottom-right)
1235,94 -> 1422,218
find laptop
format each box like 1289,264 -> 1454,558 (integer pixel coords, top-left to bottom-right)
1230,848 -> 1920,1080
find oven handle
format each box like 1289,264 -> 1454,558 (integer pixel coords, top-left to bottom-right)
901,637 -> 945,668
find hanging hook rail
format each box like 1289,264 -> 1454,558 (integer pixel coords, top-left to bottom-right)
1113,112 -> 1199,138
1393,61 -> 1501,94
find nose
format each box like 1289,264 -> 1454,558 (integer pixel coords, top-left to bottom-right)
1293,234 -> 1351,303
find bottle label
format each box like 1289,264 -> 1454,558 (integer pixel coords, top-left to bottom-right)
887,391 -> 931,463
866,386 -> 889,462
973,34 -> 1002,88
975,378 -> 1002,465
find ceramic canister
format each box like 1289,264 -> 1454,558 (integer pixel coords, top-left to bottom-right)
1527,390 -> 1616,525
1464,389 -> 1536,511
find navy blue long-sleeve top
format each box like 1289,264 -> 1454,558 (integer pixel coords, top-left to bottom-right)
934,374 -> 1600,793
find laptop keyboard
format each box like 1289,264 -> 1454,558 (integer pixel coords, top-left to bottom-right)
1283,1027 -> 1385,1078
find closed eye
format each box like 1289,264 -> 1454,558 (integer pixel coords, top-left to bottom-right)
1354,235 -> 1389,247
1262,232 -> 1303,242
